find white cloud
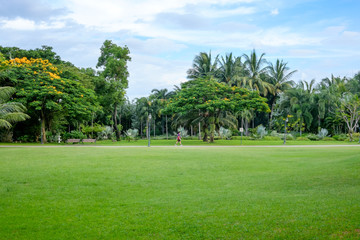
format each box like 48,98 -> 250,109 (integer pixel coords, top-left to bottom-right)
0,17 -> 65,30
271,8 -> 279,15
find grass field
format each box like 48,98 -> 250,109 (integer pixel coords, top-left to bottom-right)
1,146 -> 360,239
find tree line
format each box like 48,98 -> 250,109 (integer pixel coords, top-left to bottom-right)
1,43 -> 360,143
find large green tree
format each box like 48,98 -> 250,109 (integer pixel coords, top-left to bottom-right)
165,77 -> 269,142
96,40 -> 131,141
267,59 -> 296,129
0,57 -> 98,143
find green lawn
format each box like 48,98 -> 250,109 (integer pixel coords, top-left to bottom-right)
1,146 -> 360,239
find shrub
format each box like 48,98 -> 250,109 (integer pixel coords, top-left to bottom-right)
98,126 -> 113,140
317,128 -> 328,140
307,134 -> 320,141
333,134 -> 348,141
322,137 -> 334,141
280,133 -> 294,140
263,136 -> 281,141
125,129 -> 138,141
256,125 -> 267,139
296,137 -> 310,141
219,127 -> 232,139
270,131 -> 280,137
63,130 -> 86,141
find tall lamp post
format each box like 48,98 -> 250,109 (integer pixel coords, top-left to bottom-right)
283,117 -> 288,145
148,114 -> 152,147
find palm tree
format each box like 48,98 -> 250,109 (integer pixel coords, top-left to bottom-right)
0,86 -> 30,129
299,79 -> 316,94
151,88 -> 175,139
187,51 -> 219,80
267,59 -> 297,129
278,85 -> 314,136
240,49 -> 274,96
217,53 -> 244,86
320,74 -> 347,95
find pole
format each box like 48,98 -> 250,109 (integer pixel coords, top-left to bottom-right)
148,114 -> 152,147
241,131 -> 243,145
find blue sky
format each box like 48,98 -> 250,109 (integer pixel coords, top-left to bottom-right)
1,0 -> 359,99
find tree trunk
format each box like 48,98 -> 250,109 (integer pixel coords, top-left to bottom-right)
113,105 -> 120,141
140,120 -> 143,138
41,110 -> 47,144
199,122 -> 201,140
154,120 -> 155,137
166,115 -> 168,139
269,103 -> 275,130
202,123 -> 208,142
209,117 -> 215,143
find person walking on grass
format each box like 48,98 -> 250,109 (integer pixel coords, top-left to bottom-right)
175,131 -> 182,146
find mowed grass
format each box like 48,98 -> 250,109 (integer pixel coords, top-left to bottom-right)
1,147 -> 360,239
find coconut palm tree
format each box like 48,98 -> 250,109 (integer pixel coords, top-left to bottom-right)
151,88 -> 175,139
267,59 -> 297,129
0,86 -> 30,129
240,49 -> 274,96
187,51 -> 219,80
217,53 -> 244,86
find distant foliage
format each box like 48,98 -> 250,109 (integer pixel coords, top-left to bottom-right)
125,129 -> 138,141
219,127 -> 232,139
174,127 -> 189,138
317,128 -> 328,139
256,125 -> 267,139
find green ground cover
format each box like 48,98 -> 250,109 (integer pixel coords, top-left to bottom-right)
1,147 -> 360,239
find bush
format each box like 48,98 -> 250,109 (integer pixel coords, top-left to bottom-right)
63,130 -> 86,141
279,133 -> 294,140
219,127 -> 232,139
307,134 -> 320,141
125,129 -> 138,141
317,128 -> 328,140
333,134 -> 348,141
322,137 -> 334,141
270,131 -> 280,137
296,137 -> 310,141
256,125 -> 267,139
263,136 -> 281,141
98,126 -> 113,140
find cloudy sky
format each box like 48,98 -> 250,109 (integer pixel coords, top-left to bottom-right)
1,0 -> 359,99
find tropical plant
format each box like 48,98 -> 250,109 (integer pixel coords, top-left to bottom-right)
335,93 -> 360,141
267,59 -> 296,129
219,126 -> 232,139
0,86 -> 30,129
217,53 -> 244,86
317,128 -> 328,140
187,52 -> 219,80
240,50 -> 274,96
125,128 -> 138,141
256,125 -> 267,139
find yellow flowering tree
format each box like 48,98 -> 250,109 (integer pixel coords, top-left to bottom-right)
0,57 -> 98,143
